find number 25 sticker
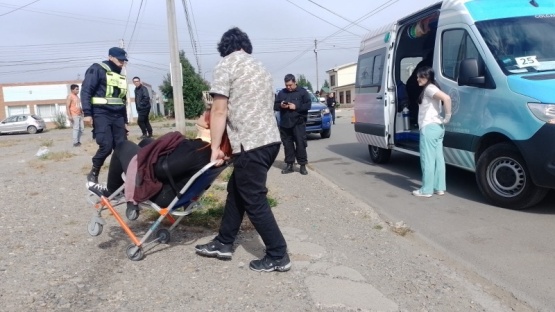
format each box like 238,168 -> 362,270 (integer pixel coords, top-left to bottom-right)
515,55 -> 540,68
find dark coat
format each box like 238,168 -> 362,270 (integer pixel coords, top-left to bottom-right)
134,84 -> 151,114
274,87 -> 312,128
80,60 -> 128,123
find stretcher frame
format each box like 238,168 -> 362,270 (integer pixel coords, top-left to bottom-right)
86,161 -> 228,261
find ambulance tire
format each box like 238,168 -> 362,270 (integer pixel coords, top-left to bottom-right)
368,145 -> 391,164
476,143 -> 548,210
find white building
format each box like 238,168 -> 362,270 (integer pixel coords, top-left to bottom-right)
326,62 -> 357,105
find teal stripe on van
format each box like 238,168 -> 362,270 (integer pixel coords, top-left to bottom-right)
465,0 -> 555,22
444,147 -> 475,171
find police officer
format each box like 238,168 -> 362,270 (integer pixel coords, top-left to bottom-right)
81,47 -> 129,184
274,74 -> 312,175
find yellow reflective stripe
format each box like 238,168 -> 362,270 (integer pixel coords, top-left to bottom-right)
91,97 -> 124,105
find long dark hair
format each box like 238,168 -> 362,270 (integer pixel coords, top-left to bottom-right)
217,27 -> 253,57
417,66 -> 440,104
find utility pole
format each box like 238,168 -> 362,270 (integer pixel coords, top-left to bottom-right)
314,39 -> 319,94
120,39 -> 134,125
166,0 -> 186,134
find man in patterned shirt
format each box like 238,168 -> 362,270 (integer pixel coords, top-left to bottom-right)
195,27 -> 291,273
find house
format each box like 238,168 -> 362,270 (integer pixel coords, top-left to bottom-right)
326,62 -> 357,106
0,79 -> 163,127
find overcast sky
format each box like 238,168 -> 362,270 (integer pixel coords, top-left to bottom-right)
0,0 -> 439,93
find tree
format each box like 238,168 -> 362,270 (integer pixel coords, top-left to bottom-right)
159,51 -> 210,118
296,74 -> 313,92
322,79 -> 330,89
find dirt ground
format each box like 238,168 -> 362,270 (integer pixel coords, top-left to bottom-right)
0,124 -> 536,311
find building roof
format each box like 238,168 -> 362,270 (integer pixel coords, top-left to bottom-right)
326,62 -> 357,73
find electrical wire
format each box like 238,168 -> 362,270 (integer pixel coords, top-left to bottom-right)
182,0 -> 202,74
127,0 -> 145,50
285,0 -> 361,37
0,0 -> 39,17
122,0 -> 135,39
307,0 -> 370,31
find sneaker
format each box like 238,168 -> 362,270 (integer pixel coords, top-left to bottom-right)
249,254 -> 291,272
412,189 -> 432,198
87,172 -> 98,184
195,240 -> 233,260
434,190 -> 445,195
87,182 -> 111,197
73,142 -> 81,147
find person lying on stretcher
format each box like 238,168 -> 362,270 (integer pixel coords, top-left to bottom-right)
86,109 -> 213,208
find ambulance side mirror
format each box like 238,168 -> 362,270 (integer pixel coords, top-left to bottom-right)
458,58 -> 485,86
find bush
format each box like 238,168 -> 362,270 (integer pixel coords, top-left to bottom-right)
53,112 -> 68,129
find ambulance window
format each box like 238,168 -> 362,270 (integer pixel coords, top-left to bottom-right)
442,29 -> 481,81
356,47 -> 386,93
399,57 -> 422,83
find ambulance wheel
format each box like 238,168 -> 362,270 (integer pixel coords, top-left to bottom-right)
126,203 -> 140,221
476,143 -> 548,210
126,244 -> 144,261
368,145 -> 391,164
156,229 -> 171,244
87,221 -> 103,236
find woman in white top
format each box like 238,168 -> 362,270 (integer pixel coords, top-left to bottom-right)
412,66 -> 452,197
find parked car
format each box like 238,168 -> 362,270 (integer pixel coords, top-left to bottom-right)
0,114 -> 46,135
275,89 -> 332,139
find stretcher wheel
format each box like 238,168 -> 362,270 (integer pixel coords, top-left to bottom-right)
87,221 -> 103,236
126,203 -> 140,221
156,229 -> 171,244
126,244 -> 144,261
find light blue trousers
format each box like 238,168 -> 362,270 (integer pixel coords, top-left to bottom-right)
72,116 -> 84,144
419,123 -> 446,194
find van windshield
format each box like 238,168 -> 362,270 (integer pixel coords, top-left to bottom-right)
476,15 -> 555,75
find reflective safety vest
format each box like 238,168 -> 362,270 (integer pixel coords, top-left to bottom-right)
91,63 -> 127,105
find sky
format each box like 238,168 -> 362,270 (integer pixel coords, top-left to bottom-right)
0,0 -> 440,93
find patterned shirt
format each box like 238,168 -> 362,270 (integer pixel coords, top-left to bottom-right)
210,50 -> 280,153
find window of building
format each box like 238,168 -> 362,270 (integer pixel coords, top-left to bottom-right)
7,105 -> 29,117
36,104 -> 57,118
330,75 -> 336,87
346,90 -> 351,103
339,91 -> 344,104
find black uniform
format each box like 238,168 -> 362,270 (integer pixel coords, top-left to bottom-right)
326,95 -> 336,124
274,87 -> 312,165
81,60 -> 128,170
134,84 -> 152,137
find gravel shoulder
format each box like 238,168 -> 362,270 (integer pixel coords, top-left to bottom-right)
0,125 -> 535,311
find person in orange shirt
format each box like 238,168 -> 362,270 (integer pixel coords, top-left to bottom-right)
66,84 -> 84,147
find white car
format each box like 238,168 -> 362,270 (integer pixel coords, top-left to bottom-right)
0,114 -> 46,134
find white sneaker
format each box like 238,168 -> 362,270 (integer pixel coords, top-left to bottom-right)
434,190 -> 445,195
412,190 -> 432,198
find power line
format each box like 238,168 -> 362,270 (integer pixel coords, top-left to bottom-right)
285,0 -> 361,37
0,0 -> 40,17
181,0 -> 201,74
127,0 -> 146,50
307,0 -> 370,31
274,0 -> 398,72
122,0 -> 135,39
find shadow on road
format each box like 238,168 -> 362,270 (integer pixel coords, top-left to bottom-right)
326,142 -> 554,213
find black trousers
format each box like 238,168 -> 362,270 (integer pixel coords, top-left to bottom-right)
106,139 -> 211,207
137,113 -> 152,136
280,123 -> 307,165
328,106 -> 336,123
216,143 -> 287,259
92,114 -> 126,169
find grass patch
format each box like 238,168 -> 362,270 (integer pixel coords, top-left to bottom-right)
220,167 -> 233,182
40,139 -> 54,147
373,224 -> 383,230
39,151 -> 75,161
267,195 -> 278,208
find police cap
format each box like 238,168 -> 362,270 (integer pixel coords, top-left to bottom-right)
108,47 -> 128,62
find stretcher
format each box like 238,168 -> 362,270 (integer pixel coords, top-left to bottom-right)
86,161 -> 228,261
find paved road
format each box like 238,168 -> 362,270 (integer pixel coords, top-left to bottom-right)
306,109 -> 555,311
